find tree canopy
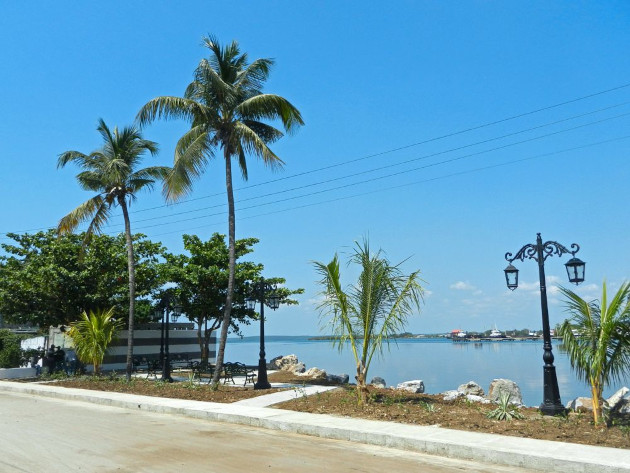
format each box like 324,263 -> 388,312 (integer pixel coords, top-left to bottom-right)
0,231 -> 165,328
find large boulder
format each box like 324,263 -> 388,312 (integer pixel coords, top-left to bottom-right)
606,387 -> 629,411
267,355 -> 305,373
396,380 -> 425,394
297,367 -> 327,380
442,390 -> 464,402
327,373 -> 350,384
466,394 -> 492,404
487,379 -> 523,405
370,377 -> 386,388
566,397 -> 593,412
458,381 -> 485,397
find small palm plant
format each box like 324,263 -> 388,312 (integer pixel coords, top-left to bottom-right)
486,392 -> 524,421
67,308 -> 123,375
313,239 -> 424,405
558,281 -> 630,424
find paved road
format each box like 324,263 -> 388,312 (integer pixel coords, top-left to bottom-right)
0,392 -> 535,473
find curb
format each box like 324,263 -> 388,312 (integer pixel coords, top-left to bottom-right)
1,381 -> 628,472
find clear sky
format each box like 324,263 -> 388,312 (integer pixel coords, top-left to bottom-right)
1,1 -> 629,337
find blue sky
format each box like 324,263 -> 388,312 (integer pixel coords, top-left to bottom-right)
1,2 -> 629,336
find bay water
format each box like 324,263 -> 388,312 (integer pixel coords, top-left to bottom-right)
225,336 -> 630,407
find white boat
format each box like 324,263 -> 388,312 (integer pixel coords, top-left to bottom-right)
489,326 -> 505,338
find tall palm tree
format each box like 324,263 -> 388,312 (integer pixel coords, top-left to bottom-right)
137,35 -> 304,385
558,281 -> 630,424
57,119 -> 169,381
67,308 -> 123,375
313,239 -> 424,404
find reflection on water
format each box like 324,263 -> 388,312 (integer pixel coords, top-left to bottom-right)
225,337 -> 629,407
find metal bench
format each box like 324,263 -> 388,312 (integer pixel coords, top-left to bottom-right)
222,362 -> 255,386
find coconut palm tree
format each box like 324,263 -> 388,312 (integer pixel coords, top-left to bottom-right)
558,281 -> 630,424
57,119 -> 169,381
313,239 -> 424,404
67,308 -> 123,375
137,35 -> 304,385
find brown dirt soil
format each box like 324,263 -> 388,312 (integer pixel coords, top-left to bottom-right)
46,372 -> 630,449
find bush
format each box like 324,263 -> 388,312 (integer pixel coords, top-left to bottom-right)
0,329 -> 23,368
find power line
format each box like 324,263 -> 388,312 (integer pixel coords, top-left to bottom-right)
128,134 -> 630,234
100,109 -> 630,230
147,135 -> 630,238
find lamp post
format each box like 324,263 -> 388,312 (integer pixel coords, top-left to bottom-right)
154,294 -> 183,383
504,233 -> 585,415
246,278 -> 280,390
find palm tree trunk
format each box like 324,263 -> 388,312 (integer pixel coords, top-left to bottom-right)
211,150 -> 236,386
120,198 -> 136,382
591,379 -> 603,424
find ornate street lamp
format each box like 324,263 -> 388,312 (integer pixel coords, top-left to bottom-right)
246,278 -> 281,390
154,293 -> 183,383
504,233 -> 586,415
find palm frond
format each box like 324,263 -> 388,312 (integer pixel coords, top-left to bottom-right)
238,94 -> 304,133
57,194 -> 109,235
233,121 -> 284,169
165,125 -> 213,201
136,96 -> 203,127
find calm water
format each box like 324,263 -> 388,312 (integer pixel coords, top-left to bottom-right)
225,336 -> 629,407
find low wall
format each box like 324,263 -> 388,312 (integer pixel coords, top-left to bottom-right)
0,367 -> 37,379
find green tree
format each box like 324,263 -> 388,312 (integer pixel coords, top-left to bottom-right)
137,35 -> 304,385
57,119 -> 170,381
0,329 -> 23,368
163,233 -> 302,364
67,308 -> 123,375
0,231 -> 165,328
558,281 -> 630,424
313,239 -> 424,404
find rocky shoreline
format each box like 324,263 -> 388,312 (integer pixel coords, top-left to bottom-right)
268,354 -> 630,417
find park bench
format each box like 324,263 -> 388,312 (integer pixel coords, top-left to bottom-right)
191,361 -> 215,383
222,362 -> 256,386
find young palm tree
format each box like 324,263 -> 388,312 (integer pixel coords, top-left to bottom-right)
137,35 -> 304,385
67,308 -> 123,375
57,119 -> 169,381
558,281 -> 630,424
313,240 -> 424,404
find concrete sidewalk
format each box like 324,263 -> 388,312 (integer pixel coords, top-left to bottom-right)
1,380 -> 628,473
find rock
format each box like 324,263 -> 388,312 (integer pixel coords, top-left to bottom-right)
458,381 -> 485,397
616,399 -> 630,415
396,380 -> 424,394
327,373 -> 349,384
297,367 -> 327,380
487,379 -> 523,405
370,377 -> 386,388
268,355 -> 305,373
466,394 -> 491,404
442,390 -> 464,401
566,397 -> 593,412
606,387 -> 629,410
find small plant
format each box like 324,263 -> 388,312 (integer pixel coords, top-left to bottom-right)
421,401 -> 436,413
486,392 -> 524,421
184,371 -> 198,389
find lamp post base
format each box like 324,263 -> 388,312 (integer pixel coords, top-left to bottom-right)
540,365 -> 567,416
254,358 -> 271,390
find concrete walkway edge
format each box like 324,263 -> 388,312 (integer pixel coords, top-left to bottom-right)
1,381 -> 628,472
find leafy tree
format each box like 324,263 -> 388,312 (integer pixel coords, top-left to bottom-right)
0,329 -> 23,368
313,239 -> 424,404
558,281 -> 630,424
163,233 -> 302,364
57,119 -> 169,381
0,231 -> 165,328
137,35 -> 304,385
67,308 -> 123,375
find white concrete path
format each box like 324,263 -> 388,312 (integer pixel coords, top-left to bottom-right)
0,380 -> 628,473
